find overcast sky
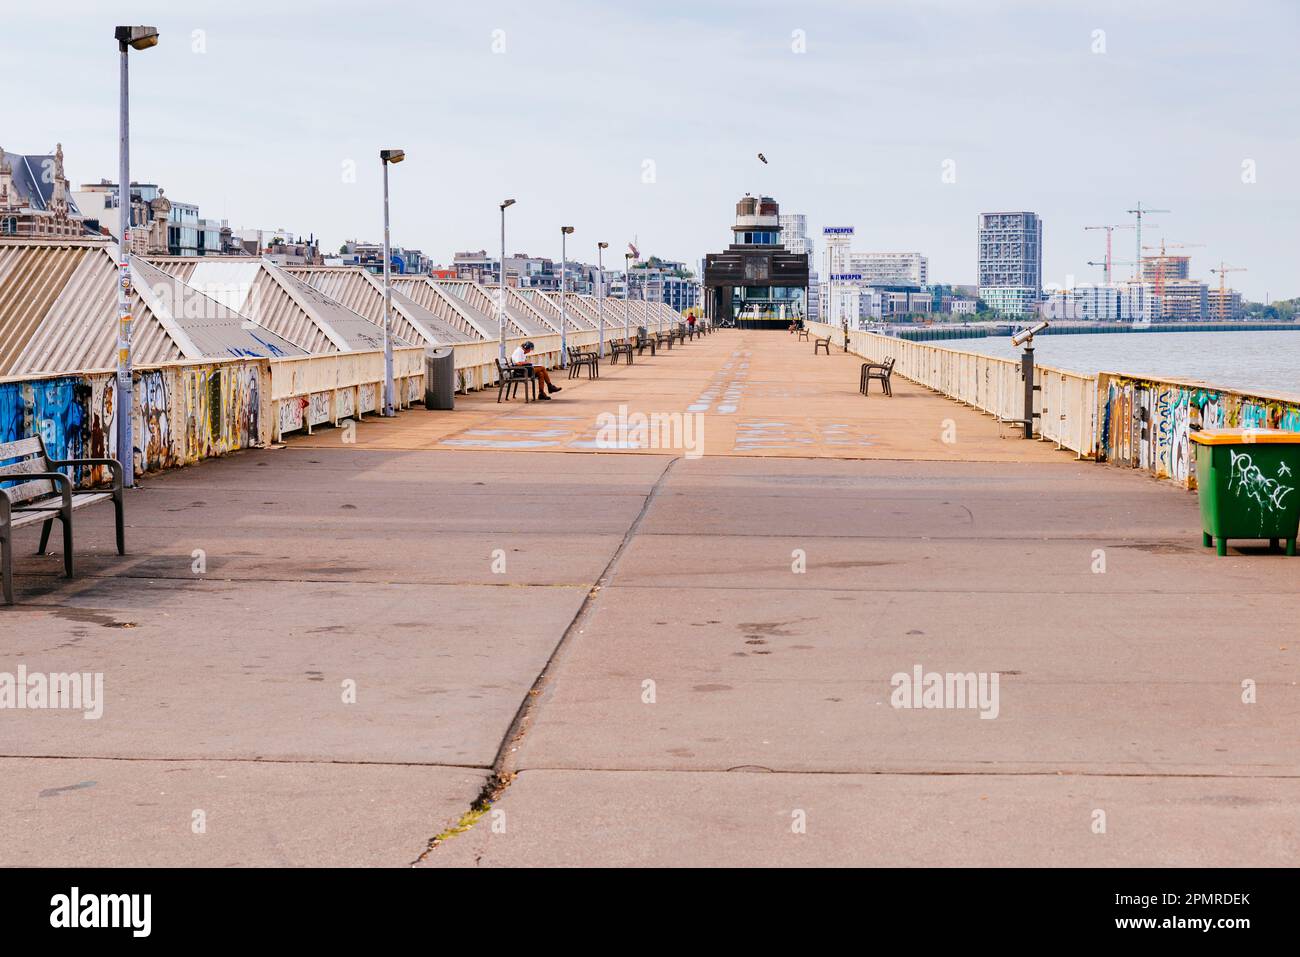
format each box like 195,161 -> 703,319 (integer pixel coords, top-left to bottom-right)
5,0 -> 1297,299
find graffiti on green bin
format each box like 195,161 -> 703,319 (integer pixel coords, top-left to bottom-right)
1228,450 -> 1295,514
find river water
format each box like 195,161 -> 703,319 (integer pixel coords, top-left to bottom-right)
936,330 -> 1300,397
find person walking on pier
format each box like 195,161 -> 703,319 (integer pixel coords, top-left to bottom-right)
511,341 -> 562,400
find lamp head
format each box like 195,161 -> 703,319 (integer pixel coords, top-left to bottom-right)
380,149 -> 405,164
500,198 -> 516,210
116,26 -> 159,50
561,226 -> 575,234
598,241 -> 609,249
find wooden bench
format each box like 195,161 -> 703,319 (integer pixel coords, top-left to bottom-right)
796,327 -> 810,341
814,336 -> 832,355
609,339 -> 634,365
670,324 -> 686,345
655,330 -> 674,350
566,346 -> 599,379
495,358 -> 536,402
860,357 -> 896,396
1,436 -> 125,605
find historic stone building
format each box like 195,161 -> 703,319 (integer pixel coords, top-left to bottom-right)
0,144 -> 92,239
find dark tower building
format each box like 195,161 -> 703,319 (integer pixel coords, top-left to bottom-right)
703,194 -> 809,329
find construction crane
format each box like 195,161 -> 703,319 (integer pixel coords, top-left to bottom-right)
1210,262 -> 1247,321
1083,224 -> 1136,284
1087,259 -> 1137,280
1126,202 -> 1170,281
1141,239 -> 1204,297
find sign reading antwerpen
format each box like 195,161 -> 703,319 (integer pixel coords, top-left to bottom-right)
831,274 -> 863,282
822,227 -> 855,235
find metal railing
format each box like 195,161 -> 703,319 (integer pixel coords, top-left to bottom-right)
807,322 -> 1100,459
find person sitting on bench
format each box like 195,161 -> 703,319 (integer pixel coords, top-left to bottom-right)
511,341 -> 561,400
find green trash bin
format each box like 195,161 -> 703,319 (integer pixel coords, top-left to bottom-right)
1191,428 -> 1300,556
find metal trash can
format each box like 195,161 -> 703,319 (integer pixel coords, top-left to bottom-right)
424,347 -> 455,411
1191,428 -> 1300,556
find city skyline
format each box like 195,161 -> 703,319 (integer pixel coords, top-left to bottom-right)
4,0 -> 1297,299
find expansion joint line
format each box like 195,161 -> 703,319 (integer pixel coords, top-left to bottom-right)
411,455 -> 680,863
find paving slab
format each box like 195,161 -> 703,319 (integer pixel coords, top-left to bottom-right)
425,769 -> 1300,868
0,758 -> 483,867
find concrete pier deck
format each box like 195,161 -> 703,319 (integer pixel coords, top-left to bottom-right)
2,330 -> 1295,866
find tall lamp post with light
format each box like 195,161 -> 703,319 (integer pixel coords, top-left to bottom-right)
623,251 -> 633,343
596,241 -> 608,357
113,24 -> 159,487
559,226 -> 574,367
498,198 -> 515,364
379,148 -> 405,416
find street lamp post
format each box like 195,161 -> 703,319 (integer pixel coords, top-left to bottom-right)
113,25 -> 159,488
624,252 -> 632,342
498,199 -> 515,365
596,241 -> 608,357
560,226 -> 574,367
379,149 -> 404,417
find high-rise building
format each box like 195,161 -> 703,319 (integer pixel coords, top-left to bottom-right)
977,211 -> 1042,317
1141,255 -> 1190,283
848,251 -> 929,286
1161,279 -> 1209,321
1207,288 -> 1243,321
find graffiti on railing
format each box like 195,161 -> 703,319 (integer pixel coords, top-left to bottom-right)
1100,375 -> 1300,487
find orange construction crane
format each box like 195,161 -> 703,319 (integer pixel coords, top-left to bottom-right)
1084,224 -> 1136,284
1141,239 -> 1204,301
1210,262 -> 1247,321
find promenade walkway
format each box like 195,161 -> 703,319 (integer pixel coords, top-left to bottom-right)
2,330 -> 1295,866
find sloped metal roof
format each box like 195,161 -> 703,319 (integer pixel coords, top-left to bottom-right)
2,239 -> 182,376
553,292 -> 600,331
130,258 -> 304,360
153,258 -> 406,354
439,279 -> 550,337
389,277 -> 493,340
288,266 -> 479,346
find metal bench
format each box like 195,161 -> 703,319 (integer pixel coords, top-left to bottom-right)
635,327 -> 657,356
495,358 -> 536,402
860,357 -> 896,396
670,323 -> 686,345
655,329 -> 673,350
1,436 -> 125,605
609,338 -> 634,365
567,346 -> 599,379
814,336 -> 832,355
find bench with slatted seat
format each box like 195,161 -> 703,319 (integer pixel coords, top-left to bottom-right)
1,436 -> 125,605
635,327 -> 656,356
670,323 -> 686,345
860,356 -> 896,396
567,346 -> 599,379
609,338 -> 634,364
654,329 -> 674,350
814,336 -> 832,355
495,358 -> 536,402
